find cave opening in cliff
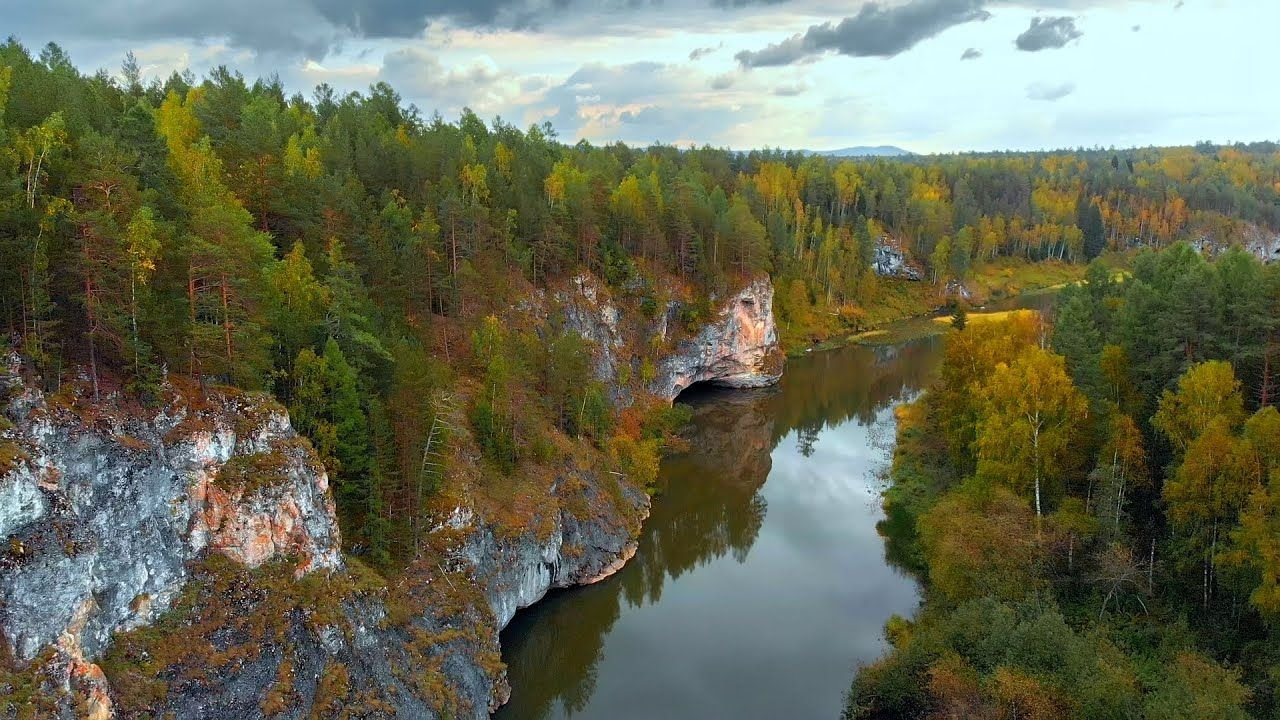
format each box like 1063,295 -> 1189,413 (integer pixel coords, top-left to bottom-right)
672,380 -> 727,404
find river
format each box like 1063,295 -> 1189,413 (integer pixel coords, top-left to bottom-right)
496,335 -> 948,720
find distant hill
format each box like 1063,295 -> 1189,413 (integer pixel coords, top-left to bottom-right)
808,146 -> 913,158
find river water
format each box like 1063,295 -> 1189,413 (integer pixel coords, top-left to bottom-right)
496,337 -> 946,720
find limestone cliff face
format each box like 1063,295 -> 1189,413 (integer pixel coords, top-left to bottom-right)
450,475 -> 650,709
0,273 -> 781,719
649,277 -> 784,399
558,274 -> 784,402
0,356 -> 341,716
0,364 -> 649,719
456,484 -> 648,635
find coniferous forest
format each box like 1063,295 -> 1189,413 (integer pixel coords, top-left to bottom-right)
3,38 -> 1280,718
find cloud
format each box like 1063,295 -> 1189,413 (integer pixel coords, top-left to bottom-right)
690,43 -> 723,61
961,47 -> 982,60
4,0 -> 343,59
534,60 -> 780,145
1026,81 -> 1076,101
710,72 -> 738,90
379,48 -> 529,116
618,106 -> 669,125
736,0 -> 990,68
4,0 -> 792,61
314,0 -> 797,36
310,0 -> 576,35
1015,16 -> 1083,52
774,82 -> 807,96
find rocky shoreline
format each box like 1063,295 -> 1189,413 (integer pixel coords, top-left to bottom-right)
0,275 -> 783,719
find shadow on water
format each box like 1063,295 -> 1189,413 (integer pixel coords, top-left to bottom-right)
497,336 -> 945,720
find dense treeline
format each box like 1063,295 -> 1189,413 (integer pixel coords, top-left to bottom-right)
3,40 -> 1279,566
849,246 -> 1280,719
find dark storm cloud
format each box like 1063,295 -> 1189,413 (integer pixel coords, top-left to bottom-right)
961,47 -> 982,60
309,0 -> 575,35
736,0 -> 991,68
6,0 -> 791,61
1015,16 -> 1083,52
313,0 -> 798,34
4,0 -> 341,59
1026,81 -> 1075,101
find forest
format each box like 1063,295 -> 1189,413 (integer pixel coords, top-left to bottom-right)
849,247 -> 1280,718
2,39 -> 1279,570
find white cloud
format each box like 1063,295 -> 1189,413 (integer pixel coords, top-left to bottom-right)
1026,81 -> 1076,101
13,0 -> 1280,152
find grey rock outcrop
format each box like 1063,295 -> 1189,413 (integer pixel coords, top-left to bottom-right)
1244,227 -> 1280,264
649,277 -> 783,399
0,356 -> 342,718
1191,227 -> 1280,264
0,367 -> 341,667
558,274 -> 784,402
0,355 -> 649,719
0,271 -> 781,718
458,478 -> 649,633
873,237 -> 923,281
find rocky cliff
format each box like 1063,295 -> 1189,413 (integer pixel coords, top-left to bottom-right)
650,277 -> 784,399
0,274 -> 781,719
0,368 -> 646,719
0,357 -> 341,718
558,274 -> 784,402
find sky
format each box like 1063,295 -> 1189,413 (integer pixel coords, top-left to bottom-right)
4,0 -> 1277,153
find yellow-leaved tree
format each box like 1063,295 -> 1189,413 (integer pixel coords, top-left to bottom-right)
976,346 -> 1089,520
1152,360 -> 1246,453
1229,407 -> 1280,617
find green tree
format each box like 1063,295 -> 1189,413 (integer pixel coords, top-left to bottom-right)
920,483 -> 1039,604
1163,417 -> 1256,608
267,241 -> 327,389
290,339 -> 375,552
722,194 -> 770,275
1142,653 -> 1250,720
158,88 -> 276,386
1051,285 -> 1103,401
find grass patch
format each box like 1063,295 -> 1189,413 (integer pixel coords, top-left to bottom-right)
963,258 -> 1085,302
213,438 -> 313,494
0,648 -> 65,719
931,308 -> 1041,327
0,440 -> 29,476
782,258 -> 1085,355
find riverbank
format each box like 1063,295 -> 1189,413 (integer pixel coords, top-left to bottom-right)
845,255 -> 1271,718
778,258 -> 1086,357
497,336 -> 935,719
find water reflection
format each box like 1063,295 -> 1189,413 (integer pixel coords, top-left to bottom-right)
497,337 -> 942,720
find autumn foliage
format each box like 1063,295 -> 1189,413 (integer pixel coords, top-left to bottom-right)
852,244 -> 1280,718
